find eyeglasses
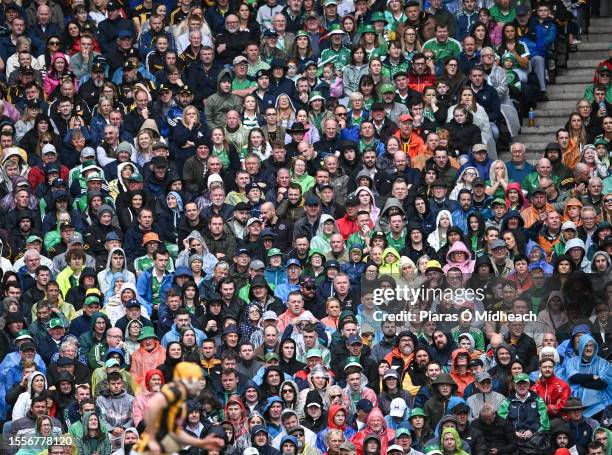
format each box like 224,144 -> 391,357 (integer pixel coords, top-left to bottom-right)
425,56 -> 434,60
335,112 -> 347,116
330,394 -> 341,398
49,41 -> 61,45
282,389 -> 294,393
41,140 -> 52,144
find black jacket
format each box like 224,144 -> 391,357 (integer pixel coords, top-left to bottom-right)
472,415 -> 516,455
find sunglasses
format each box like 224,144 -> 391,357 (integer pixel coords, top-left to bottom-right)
49,41 -> 61,45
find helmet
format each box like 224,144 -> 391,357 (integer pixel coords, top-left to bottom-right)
173,362 -> 204,382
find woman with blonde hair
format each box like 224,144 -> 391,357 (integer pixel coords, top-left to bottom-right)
400,26 -> 422,62
171,104 -> 208,171
275,94 -> 296,129
579,144 -> 609,178
485,160 -> 513,198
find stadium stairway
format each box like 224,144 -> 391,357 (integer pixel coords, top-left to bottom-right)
510,13 -> 611,163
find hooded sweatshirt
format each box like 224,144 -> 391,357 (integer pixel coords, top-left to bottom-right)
97,248 -> 137,296
351,408 -> 396,455
204,69 -> 244,129
443,241 -> 475,275
12,371 -> 48,421
175,230 -> 218,277
379,247 -> 401,275
427,210 -> 453,251
449,349 -> 475,396
132,368 -> 164,428
310,214 -> 339,255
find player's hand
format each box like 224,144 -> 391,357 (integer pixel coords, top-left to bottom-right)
198,435 -> 225,451
148,438 -> 161,455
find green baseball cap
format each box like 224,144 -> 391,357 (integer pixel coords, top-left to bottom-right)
306,348 -> 323,358
513,373 -> 531,383
84,295 -> 101,306
295,30 -> 310,39
309,91 -> 325,102
380,83 -> 395,94
267,248 -> 283,258
49,318 -> 65,329
491,198 -> 506,206
327,23 -> 344,34
264,352 -> 280,361
409,408 -> 427,419
26,235 -> 43,244
359,24 -> 376,34
370,11 -> 388,23
594,137 -> 609,148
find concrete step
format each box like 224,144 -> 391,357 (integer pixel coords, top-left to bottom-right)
514,141 -> 551,152
536,100 -> 581,111
584,25 -> 611,33
520,125 -> 563,135
555,74 -> 596,84
567,59 -> 603,68
529,115 -> 570,126
538,108 -> 576,117
587,17 -> 612,26
575,41 -> 610,51
571,50 -> 612,60
547,84 -> 589,100
517,133 -> 558,143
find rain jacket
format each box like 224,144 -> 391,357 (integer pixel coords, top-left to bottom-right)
175,230 -> 218,277
449,349 -> 475,396
130,338 -> 166,387
73,411 -> 112,455
379,247 -> 401,275
562,335 -> 612,417
526,240 -> 554,275
564,238 -> 591,272
383,331 -> 420,395
132,369 -> 164,428
310,214 -> 339,255
350,408 -> 396,455
443,241 -> 475,275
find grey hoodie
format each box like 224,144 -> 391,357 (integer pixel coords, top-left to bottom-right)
97,247 -> 136,295
175,230 -> 218,277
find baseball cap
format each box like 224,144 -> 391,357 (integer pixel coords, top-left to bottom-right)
20,341 -> 37,352
26,235 -> 43,244
545,142 -> 561,151
105,358 -> 120,368
49,318 -> 65,329
395,428 -> 412,439
347,334 -> 363,345
516,4 -> 530,15
356,399 -> 374,413
249,259 -> 265,270
399,113 -> 413,122
531,187 -> 547,197
472,144 -> 487,153
233,55 -> 248,65
380,83 -> 395,94
490,239 -> 507,249
562,221 -> 577,231
491,198 -> 506,206
128,173 -> 143,182
264,352 -> 280,362
267,248 -> 282,258
389,398 -> 407,417
286,258 -> 301,268
68,232 -> 84,244
388,444 -> 405,454
263,311 -> 277,321
305,194 -> 320,206
513,373 -> 531,383
263,29 -> 279,38
475,372 -> 492,382
106,0 -> 120,10
117,29 -> 132,39
234,248 -> 250,257
42,143 -> 57,155
246,217 -> 262,227
105,232 -> 122,242
339,441 -> 356,451
126,299 -> 140,309
306,348 -> 322,358
472,177 -> 485,187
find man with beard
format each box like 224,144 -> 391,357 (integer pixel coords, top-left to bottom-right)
531,358 -> 570,418
430,330 -> 456,371
369,320 -> 397,364
544,142 -> 571,182
407,345 -> 431,388
384,331 -> 420,395
78,61 -> 106,109
347,149 -> 392,195
260,202 -> 292,252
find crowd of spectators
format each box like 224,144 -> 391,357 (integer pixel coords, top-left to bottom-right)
0,0 -> 610,453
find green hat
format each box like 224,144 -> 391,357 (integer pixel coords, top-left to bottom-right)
267,247 -> 283,258
295,30 -> 310,39
491,198 -> 506,206
309,91 -> 325,102
264,352 -> 280,361
327,23 -> 344,35
344,356 -> 363,370
26,235 -> 43,244
49,318 -> 65,329
594,137 -> 609,148
137,326 -> 158,341
306,348 -> 323,358
380,83 -> 395,94
396,428 -> 412,438
501,51 -> 517,66
359,24 -> 377,34
409,408 -> 427,419
513,373 -> 531,383
84,295 -> 101,306
86,172 -> 104,182
370,11 -> 388,23
15,330 -> 34,341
